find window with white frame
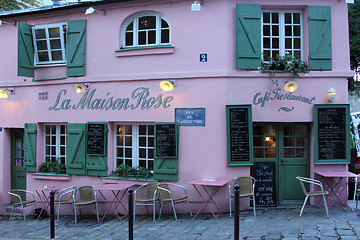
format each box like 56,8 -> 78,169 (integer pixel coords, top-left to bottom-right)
44,124 -> 66,164
262,11 -> 302,61
115,123 -> 154,170
32,23 -> 67,66
123,13 -> 170,47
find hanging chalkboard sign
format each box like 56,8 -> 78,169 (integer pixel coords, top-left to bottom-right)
251,162 -> 277,206
226,105 -> 253,165
314,104 -> 350,164
87,123 -> 106,155
155,123 -> 177,158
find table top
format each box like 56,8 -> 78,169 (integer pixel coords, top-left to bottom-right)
35,187 -> 59,192
188,179 -> 229,187
96,183 -> 135,191
315,170 -> 358,178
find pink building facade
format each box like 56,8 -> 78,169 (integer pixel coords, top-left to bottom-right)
0,0 -> 354,216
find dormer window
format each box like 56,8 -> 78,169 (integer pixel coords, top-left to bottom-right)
123,13 -> 170,48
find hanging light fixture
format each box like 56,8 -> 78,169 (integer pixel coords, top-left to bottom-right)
284,81 -> 299,93
0,88 -> 15,99
328,88 -> 336,102
160,80 -> 176,92
73,83 -> 89,94
85,7 -> 105,15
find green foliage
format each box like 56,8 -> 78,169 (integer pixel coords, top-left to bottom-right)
0,0 -> 42,11
115,164 -> 152,178
348,1 -> 360,91
39,159 -> 66,174
260,54 -> 308,91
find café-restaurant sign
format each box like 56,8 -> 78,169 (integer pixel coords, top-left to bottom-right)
49,87 -> 174,111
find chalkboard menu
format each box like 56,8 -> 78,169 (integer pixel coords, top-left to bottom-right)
226,105 -> 253,165
251,162 -> 277,206
314,105 -> 350,163
87,123 -> 106,155
155,123 -> 177,158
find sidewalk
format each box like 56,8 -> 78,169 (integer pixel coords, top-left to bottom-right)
0,204 -> 359,240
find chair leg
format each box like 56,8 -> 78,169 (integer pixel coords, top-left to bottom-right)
186,198 -> 193,216
252,195 -> 256,217
153,200 -> 156,222
22,207 -> 26,221
133,202 -> 136,221
74,205 -> 78,224
170,200 -> 177,221
95,203 -> 99,222
9,206 -> 14,221
299,196 -> 309,216
57,203 -> 61,222
159,201 -> 164,220
229,197 -> 232,218
322,194 -> 329,217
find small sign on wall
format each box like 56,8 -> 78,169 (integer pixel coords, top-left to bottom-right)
200,54 -> 207,62
175,108 -> 205,126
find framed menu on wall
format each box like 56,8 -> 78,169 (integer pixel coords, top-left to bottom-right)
87,123 -> 106,155
226,105 -> 253,165
314,104 -> 350,164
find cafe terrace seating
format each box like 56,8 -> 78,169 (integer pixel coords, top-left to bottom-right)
55,186 -> 77,222
296,176 -> 329,217
134,182 -> 160,221
8,189 -> 36,221
73,186 -> 99,224
228,176 -> 256,217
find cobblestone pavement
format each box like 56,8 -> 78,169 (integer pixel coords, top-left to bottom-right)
0,205 -> 359,239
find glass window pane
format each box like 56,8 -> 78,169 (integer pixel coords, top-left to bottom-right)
51,51 -> 63,61
139,148 -> 146,158
271,13 -> 279,23
272,38 -> 279,49
253,137 -> 264,147
285,38 -> 292,49
293,26 -> 300,36
284,137 -> 295,147
294,38 -> 301,49
263,12 -> 270,23
46,136 -> 50,144
48,27 -> 60,38
125,148 -> 132,158
285,13 -> 292,24
265,138 -> 276,147
138,31 -> 146,45
284,148 -> 295,158
117,136 -> 124,146
35,29 -> 46,39
148,30 -> 156,44
263,25 -> 270,36
296,138 -> 305,147
254,148 -> 264,158
126,32 -> 133,46
253,125 -> 264,135
139,125 -> 147,135
161,19 -> 169,28
263,50 -> 271,61
118,125 -> 124,135
60,136 -> 65,145
125,125 -> 132,135
148,149 -> 154,159
51,146 -> 56,155
285,26 -> 292,36
51,125 -> 56,134
272,25 -> 279,36
161,29 -> 169,43
60,146 -> 65,155
272,50 -> 279,58
296,149 -> 305,158
50,39 -> 61,49
148,137 -> 154,147
139,16 -> 156,30
46,146 -> 50,155
126,22 -> 133,31
61,125 -> 66,134
148,160 -> 153,170
294,50 -> 301,59
265,148 -> 276,158
139,160 -> 146,168
293,13 -> 300,24
125,159 -> 132,166
148,125 -> 154,135
38,52 -> 49,62
265,126 -> 276,136
296,126 -> 307,136
139,137 -> 146,147
125,136 -> 132,146
263,38 -> 270,48
117,148 -> 123,157
284,126 -> 295,136
36,40 -> 48,50
52,136 -> 56,144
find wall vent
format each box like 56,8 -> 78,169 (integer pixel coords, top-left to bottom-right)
39,92 -> 48,100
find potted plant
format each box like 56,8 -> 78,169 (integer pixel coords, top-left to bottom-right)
115,164 -> 152,178
39,159 -> 66,174
260,54 -> 308,91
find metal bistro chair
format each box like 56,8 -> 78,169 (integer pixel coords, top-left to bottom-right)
229,176 -> 256,217
55,186 -> 77,222
296,176 -> 329,217
157,183 -> 192,221
73,186 -> 99,224
134,182 -> 160,221
8,189 -> 36,221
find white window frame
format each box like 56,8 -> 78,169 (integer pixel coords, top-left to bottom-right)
114,123 -> 154,170
261,10 -> 303,60
122,12 -> 171,48
32,23 -> 67,67
44,123 -> 67,164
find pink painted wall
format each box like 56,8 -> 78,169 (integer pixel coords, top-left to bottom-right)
0,0 -> 353,216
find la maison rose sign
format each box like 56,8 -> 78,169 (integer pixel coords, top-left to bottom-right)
49,87 -> 174,111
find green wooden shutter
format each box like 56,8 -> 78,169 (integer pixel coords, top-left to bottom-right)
66,123 -> 86,175
308,6 -> 332,70
236,4 -> 261,69
66,19 -> 86,77
23,123 -> 36,172
17,22 -> 34,78
153,122 -> 179,181
86,122 -> 108,177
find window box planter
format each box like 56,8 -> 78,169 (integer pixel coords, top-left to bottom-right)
31,172 -> 70,181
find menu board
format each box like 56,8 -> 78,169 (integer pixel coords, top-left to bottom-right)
227,106 -> 252,164
155,123 -> 177,158
87,123 -> 106,155
251,162 -> 277,206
